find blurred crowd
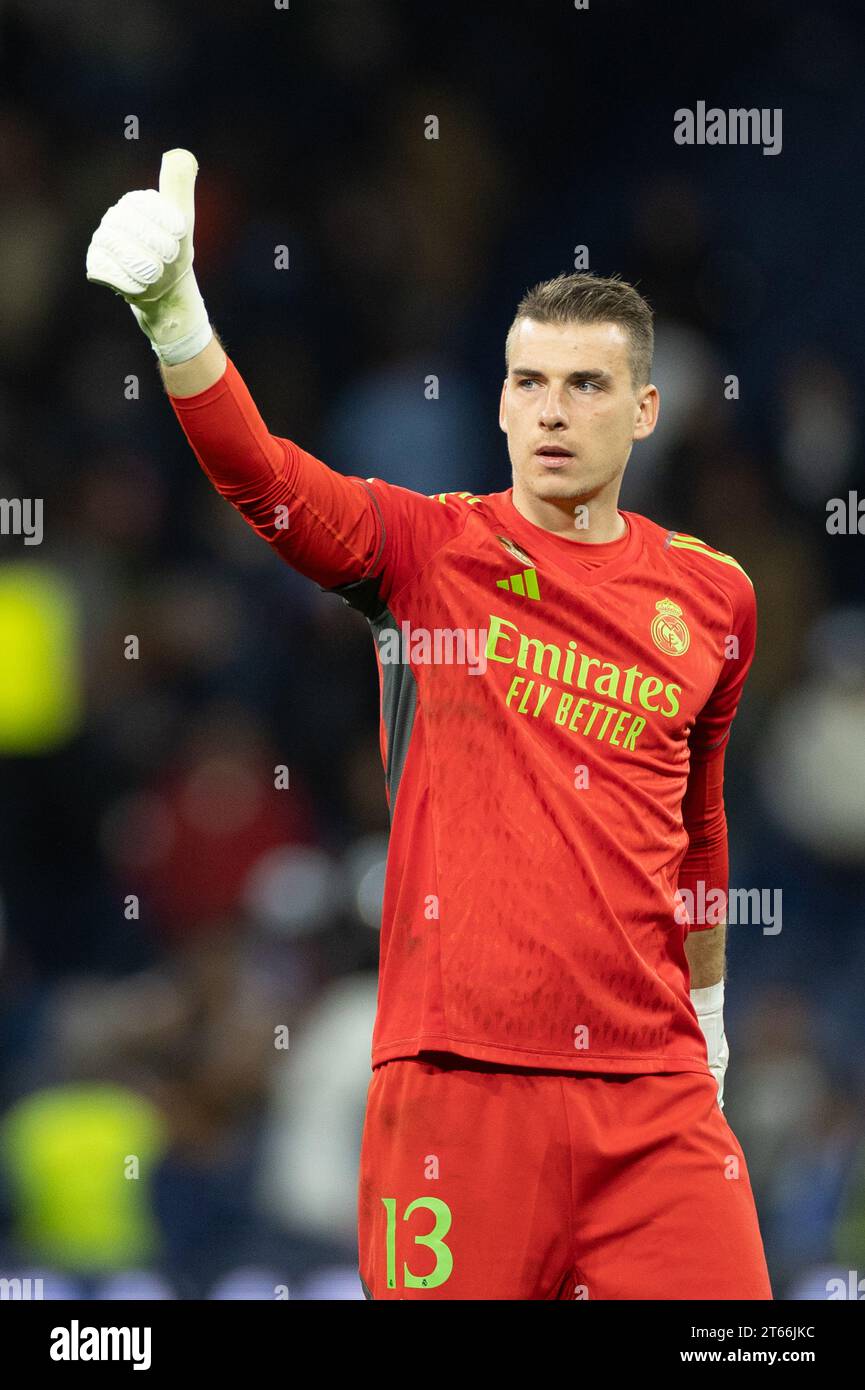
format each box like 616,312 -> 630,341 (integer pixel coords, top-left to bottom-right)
0,0 -> 864,1299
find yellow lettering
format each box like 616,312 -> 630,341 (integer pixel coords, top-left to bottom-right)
534,684 -> 552,716
568,697 -> 589,731
593,662 -> 621,700
518,635 -> 561,680
638,675 -> 664,712
609,710 -> 629,746
661,683 -> 681,717
621,664 -> 641,702
517,680 -> 534,713
577,654 -> 601,688
623,715 -> 646,750
556,692 -> 574,724
595,706 -> 616,740
486,614 -> 517,663
583,700 -> 605,735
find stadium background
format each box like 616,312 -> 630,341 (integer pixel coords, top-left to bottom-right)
0,0 -> 864,1300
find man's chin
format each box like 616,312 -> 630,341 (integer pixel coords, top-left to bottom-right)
527,470 -> 588,502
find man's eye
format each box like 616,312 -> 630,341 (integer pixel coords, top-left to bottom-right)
518,378 -> 537,389
576,380 -> 599,392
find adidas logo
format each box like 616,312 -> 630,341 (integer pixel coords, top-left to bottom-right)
496,567 -> 540,599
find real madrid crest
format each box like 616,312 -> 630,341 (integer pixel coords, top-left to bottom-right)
651,598 -> 690,656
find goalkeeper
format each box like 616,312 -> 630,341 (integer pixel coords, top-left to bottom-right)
86,151 -> 768,1300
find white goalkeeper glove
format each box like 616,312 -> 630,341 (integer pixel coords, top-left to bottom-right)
86,148 -> 212,366
691,980 -> 729,1110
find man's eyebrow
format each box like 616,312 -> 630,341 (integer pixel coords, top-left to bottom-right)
510,366 -> 614,384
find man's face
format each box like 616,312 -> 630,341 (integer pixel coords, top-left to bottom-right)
499,318 -> 658,508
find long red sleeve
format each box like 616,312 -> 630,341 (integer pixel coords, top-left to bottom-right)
678,742 -> 728,931
167,355 -> 384,589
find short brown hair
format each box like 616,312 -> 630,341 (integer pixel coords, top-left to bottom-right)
505,272 -> 654,387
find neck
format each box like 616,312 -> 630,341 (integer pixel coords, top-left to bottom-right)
511,480 -> 627,543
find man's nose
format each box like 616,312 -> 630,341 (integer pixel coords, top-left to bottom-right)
538,388 -> 568,426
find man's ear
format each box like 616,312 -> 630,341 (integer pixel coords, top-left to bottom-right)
633,384 -> 660,441
498,378 -> 508,433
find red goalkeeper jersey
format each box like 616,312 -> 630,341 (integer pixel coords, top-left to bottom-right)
171,357 -> 756,1075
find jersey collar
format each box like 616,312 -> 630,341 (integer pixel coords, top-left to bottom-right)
490,488 -> 645,589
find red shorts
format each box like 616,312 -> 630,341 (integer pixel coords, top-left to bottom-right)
357,1054 -> 773,1300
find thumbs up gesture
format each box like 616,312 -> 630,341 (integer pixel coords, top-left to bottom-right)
86,149 -> 212,365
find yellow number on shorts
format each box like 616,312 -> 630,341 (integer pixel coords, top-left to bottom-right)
382,1196 -> 454,1289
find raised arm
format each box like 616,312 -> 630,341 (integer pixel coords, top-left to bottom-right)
85,148 -> 390,589
86,145 -> 227,396
86,148 -> 216,377
161,334 -> 227,398
86,147 -> 466,599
